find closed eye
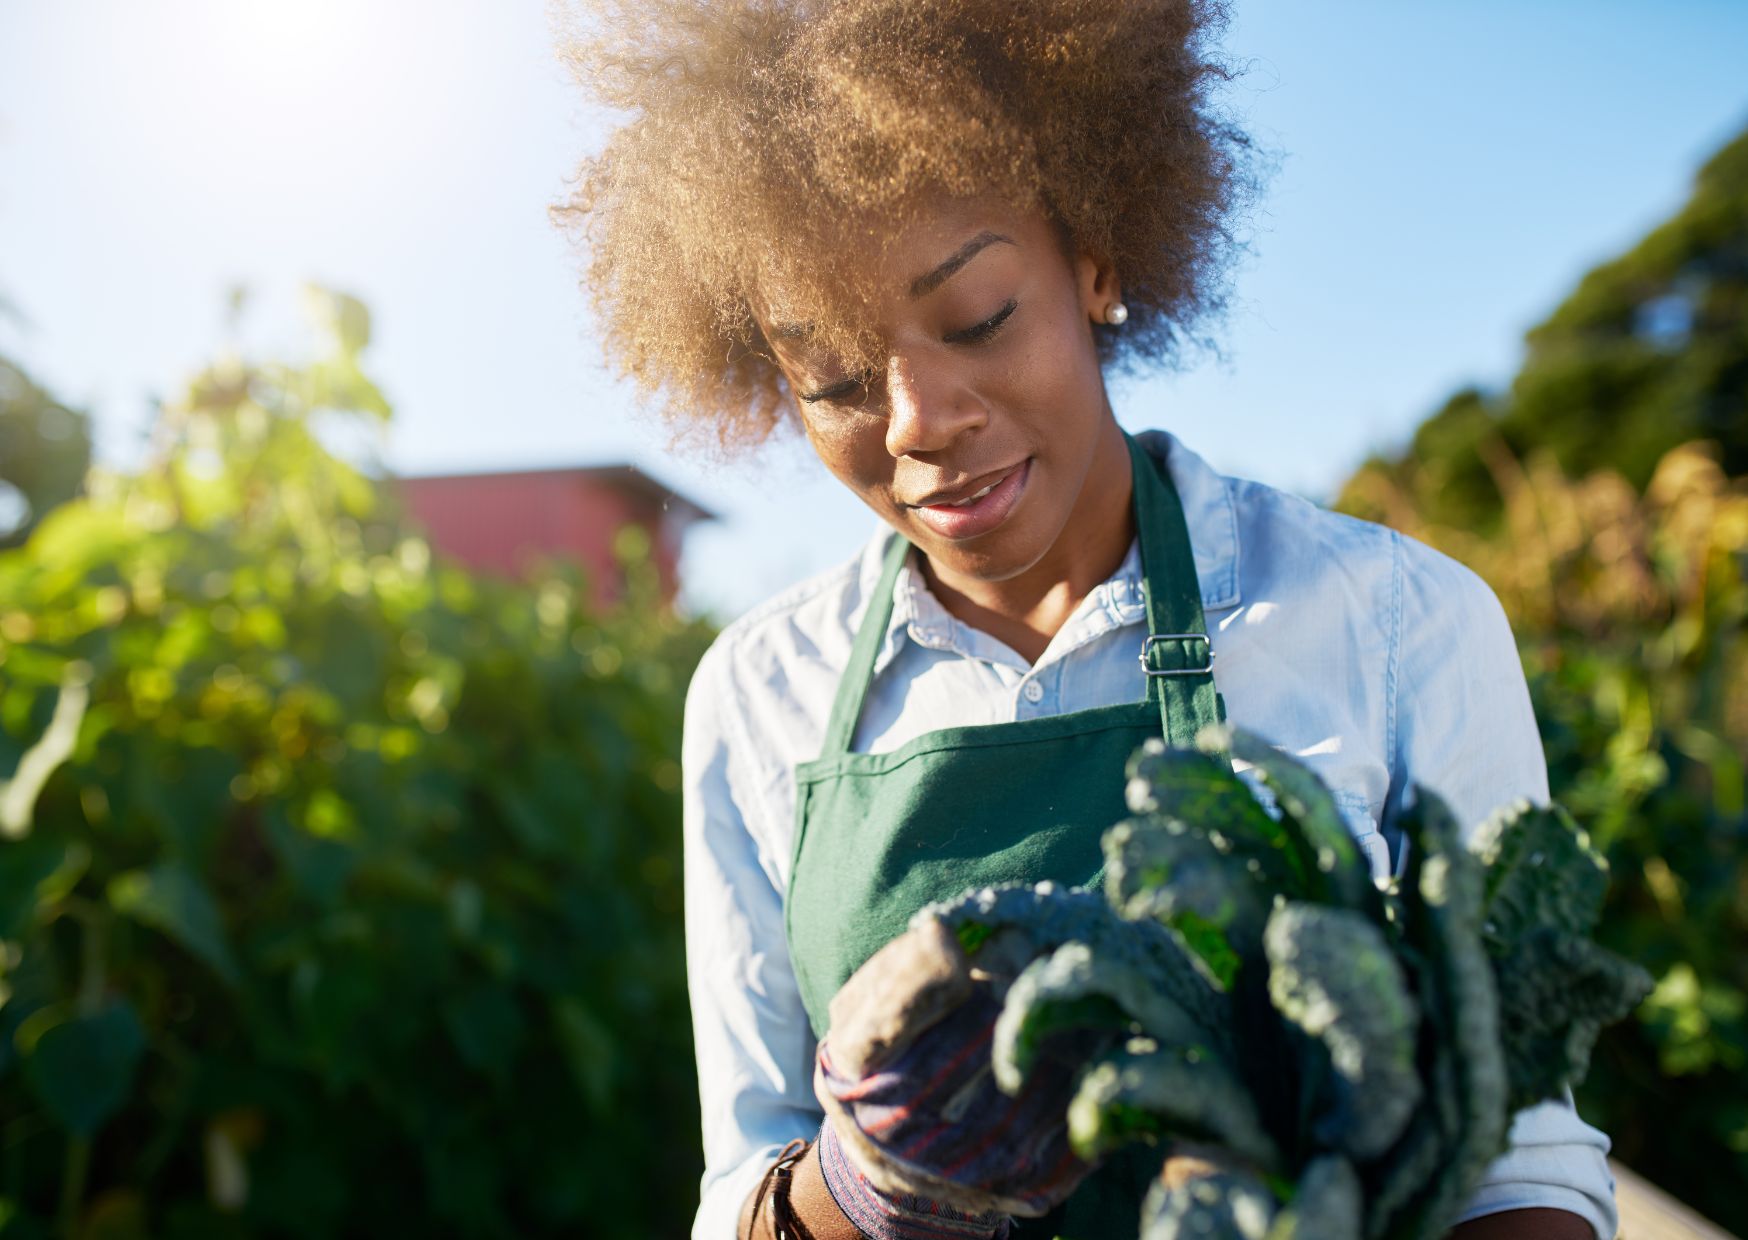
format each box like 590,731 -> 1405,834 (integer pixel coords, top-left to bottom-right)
944,298 -> 1017,345
799,368 -> 877,405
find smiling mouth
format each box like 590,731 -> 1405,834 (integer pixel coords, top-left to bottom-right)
906,463 -> 1024,508
903,458 -> 1032,541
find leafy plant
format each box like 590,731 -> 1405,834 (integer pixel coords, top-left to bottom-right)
0,290 -> 712,1237
919,726 -> 1651,1240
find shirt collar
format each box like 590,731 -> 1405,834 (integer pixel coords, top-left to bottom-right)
855,426 -> 1243,676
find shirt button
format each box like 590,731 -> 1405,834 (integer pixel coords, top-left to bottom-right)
1022,680 -> 1044,704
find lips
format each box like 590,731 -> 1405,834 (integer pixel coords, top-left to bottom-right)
906,462 -> 1026,509
906,458 -> 1031,541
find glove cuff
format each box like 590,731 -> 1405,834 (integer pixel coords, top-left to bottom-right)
816,1121 -> 1012,1240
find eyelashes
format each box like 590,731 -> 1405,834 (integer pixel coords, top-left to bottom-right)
943,297 -> 1017,345
800,368 -> 877,406
798,299 -> 1019,405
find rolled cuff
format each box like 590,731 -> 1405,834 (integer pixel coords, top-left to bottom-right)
1454,1182 -> 1614,1240
817,1121 -> 1011,1240
1455,1106 -> 1618,1240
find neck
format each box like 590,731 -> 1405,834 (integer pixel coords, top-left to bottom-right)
919,417 -> 1135,666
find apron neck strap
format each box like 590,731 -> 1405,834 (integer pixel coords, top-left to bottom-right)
819,428 -> 1224,757
1126,429 -> 1225,746
821,529 -> 911,757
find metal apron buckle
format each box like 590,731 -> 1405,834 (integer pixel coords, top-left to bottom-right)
1139,632 -> 1214,677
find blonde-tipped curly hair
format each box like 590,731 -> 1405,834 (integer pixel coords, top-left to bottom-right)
554,0 -> 1257,456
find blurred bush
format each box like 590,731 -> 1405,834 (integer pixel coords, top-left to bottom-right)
1342,437 -> 1748,1229
1338,123 -> 1748,1234
0,289 -> 713,1238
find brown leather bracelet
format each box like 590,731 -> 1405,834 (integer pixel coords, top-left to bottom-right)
745,1138 -> 814,1240
741,1137 -> 868,1240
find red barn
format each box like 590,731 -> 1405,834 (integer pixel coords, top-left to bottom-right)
393,464 -> 714,609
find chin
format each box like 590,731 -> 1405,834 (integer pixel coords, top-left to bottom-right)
915,525 -> 1048,584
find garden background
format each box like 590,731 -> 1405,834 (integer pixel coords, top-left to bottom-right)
2,3 -> 1746,1237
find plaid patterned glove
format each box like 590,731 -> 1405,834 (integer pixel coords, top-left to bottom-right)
813,917 -> 1108,1229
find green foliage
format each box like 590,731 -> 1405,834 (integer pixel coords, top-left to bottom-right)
0,291 -> 712,1236
994,942 -> 1216,1095
20,1002 -> 146,1137
1068,1042 -> 1280,1174
0,356 -> 92,551
920,882 -> 1229,1061
1505,128 -> 1748,486
1373,791 -> 1505,1240
934,729 -> 1649,1240
1333,121 -> 1748,1234
1262,903 -> 1419,1162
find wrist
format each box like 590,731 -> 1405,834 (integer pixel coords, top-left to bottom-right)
738,1135 -> 868,1240
816,1121 -> 1012,1240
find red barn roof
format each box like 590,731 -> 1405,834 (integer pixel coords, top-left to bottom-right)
392,463 -> 714,608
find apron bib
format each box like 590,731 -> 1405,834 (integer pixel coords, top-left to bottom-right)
785,429 -> 1225,1239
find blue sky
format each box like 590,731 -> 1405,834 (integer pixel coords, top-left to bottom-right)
2,1 -> 1745,623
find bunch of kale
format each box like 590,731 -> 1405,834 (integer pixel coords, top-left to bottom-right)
918,725 -> 1652,1240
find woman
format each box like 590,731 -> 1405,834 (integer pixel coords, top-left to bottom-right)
557,2 -> 1619,1237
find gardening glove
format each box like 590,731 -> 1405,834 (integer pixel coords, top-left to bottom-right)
813,916 -> 1112,1237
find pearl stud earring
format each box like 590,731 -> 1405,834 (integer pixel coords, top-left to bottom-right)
1105,302 -> 1129,325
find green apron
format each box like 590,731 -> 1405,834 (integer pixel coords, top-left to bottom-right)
784,429 -> 1227,1239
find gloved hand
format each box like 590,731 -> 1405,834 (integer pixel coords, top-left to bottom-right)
812,916 -> 1114,1237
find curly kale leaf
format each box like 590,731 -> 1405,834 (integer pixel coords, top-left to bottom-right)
1468,801 -> 1653,1111
1103,817 -> 1273,988
1069,1041 -> 1283,1173
1471,802 -> 1607,944
994,941 -> 1226,1094
1368,786 -> 1507,1240
1492,928 -> 1654,1115
1265,1156 -> 1362,1240
1264,902 -> 1421,1161
1125,739 -> 1314,896
1141,1164 -> 1280,1240
1200,726 -> 1380,917
919,882 -> 1228,1039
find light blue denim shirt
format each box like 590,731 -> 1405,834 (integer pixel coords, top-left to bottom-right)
681,428 -> 1617,1240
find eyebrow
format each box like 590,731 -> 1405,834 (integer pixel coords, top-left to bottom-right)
767,230 -> 1017,338
909,231 -> 1015,299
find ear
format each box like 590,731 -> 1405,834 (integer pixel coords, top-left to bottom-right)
1074,250 -> 1123,326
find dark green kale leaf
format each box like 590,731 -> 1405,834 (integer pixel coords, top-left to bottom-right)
1125,738 -> 1314,895
918,882 -> 1228,1041
1492,928 -> 1654,1115
1207,726 -> 1381,918
994,941 -> 1226,1094
1068,1041 -> 1283,1173
1469,802 -> 1654,1112
1263,903 -> 1421,1161
1367,787 -> 1507,1240
1103,816 -> 1272,989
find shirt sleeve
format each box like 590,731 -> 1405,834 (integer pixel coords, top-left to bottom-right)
1383,531 -> 1619,1240
682,638 -> 826,1240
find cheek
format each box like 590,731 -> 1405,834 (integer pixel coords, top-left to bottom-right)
803,412 -> 896,493
1005,304 -> 1098,406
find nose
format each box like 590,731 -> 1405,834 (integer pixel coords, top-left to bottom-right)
883,349 -> 985,459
